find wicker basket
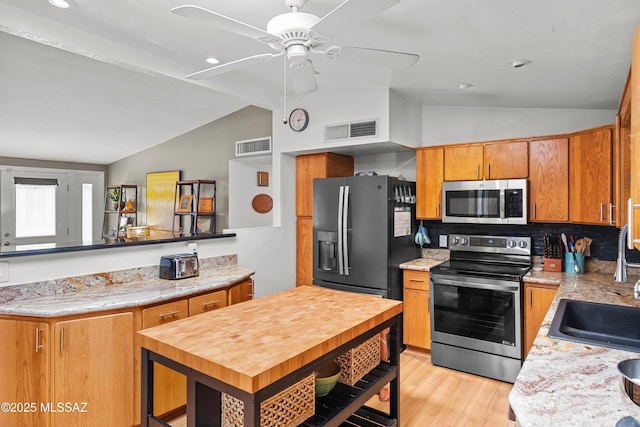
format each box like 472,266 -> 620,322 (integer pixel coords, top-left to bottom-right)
222,373 -> 315,427
336,334 -> 381,386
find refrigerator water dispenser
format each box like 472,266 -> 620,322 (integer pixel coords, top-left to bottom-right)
317,231 -> 337,271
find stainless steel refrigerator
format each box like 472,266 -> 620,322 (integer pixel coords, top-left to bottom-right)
312,175 -> 420,300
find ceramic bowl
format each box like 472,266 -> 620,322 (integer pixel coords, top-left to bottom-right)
315,361 -> 341,397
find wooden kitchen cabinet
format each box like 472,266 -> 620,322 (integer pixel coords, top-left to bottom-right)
416,147 -> 444,219
296,217 -> 314,286
295,152 -> 353,286
444,144 -> 483,181
53,312 -> 134,427
142,300 -> 189,418
629,23 -> 640,248
0,319 -> 50,427
483,140 -> 528,179
295,152 -> 354,217
569,126 -> 614,225
523,282 -> 558,357
403,270 -> 431,350
228,278 -> 254,305
529,137 -> 569,222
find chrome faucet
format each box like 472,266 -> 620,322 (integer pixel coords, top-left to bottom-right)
614,224 -> 640,282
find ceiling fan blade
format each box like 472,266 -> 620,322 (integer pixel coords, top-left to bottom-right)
171,5 -> 280,44
186,53 -> 278,79
310,0 -> 399,36
290,60 -> 318,94
337,46 -> 419,69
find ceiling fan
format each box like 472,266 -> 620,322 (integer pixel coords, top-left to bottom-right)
171,0 -> 419,95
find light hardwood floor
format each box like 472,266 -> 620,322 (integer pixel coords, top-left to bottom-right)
167,348 -> 513,427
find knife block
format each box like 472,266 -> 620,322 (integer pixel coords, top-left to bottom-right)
544,257 -> 562,272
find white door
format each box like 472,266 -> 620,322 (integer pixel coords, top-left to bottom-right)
1,169 -> 69,250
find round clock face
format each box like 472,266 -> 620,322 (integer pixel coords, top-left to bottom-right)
289,108 -> 309,132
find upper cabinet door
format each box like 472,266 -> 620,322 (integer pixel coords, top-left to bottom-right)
529,138 -> 569,222
416,147 -> 444,219
444,144 -> 483,181
569,127 -> 613,225
483,140 -> 529,179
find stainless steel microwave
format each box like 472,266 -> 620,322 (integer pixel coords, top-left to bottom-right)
442,179 -> 528,225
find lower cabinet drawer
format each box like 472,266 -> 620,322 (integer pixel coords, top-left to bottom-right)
189,290 -> 227,316
142,300 -> 189,329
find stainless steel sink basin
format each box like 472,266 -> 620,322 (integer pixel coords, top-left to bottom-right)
548,299 -> 640,352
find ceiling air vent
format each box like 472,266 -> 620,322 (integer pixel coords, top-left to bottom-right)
324,119 -> 378,142
235,136 -> 272,157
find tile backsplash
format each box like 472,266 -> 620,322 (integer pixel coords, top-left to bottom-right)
418,221 -> 640,263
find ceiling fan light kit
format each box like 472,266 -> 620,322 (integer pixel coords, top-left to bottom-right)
171,0 -> 419,94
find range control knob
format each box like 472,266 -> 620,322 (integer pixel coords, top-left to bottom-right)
460,237 -> 468,246
451,236 -> 460,245
519,241 -> 528,249
508,240 -> 517,248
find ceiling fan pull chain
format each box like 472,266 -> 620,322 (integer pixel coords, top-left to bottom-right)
283,52 -> 288,125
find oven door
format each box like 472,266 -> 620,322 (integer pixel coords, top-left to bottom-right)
430,274 -> 522,360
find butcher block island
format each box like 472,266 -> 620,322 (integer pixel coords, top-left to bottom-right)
136,286 -> 403,427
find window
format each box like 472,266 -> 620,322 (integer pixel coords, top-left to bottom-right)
14,177 -> 58,238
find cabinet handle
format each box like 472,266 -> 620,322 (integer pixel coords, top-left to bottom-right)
60,326 -> 65,352
160,310 -> 179,319
437,203 -> 440,217
202,300 -> 219,308
533,204 -> 537,220
487,164 -> 491,179
477,164 -> 480,180
427,296 -> 430,313
409,278 -> 424,282
249,281 -> 254,298
610,203 -> 616,225
600,204 -> 604,222
528,289 -> 533,309
35,327 -> 43,353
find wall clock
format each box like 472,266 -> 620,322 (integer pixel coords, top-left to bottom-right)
289,108 -> 309,132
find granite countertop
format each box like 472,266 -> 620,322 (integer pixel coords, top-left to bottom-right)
510,270 -> 640,426
0,264 -> 254,318
399,258 -> 444,271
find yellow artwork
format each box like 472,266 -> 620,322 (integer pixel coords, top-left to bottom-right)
146,171 -> 180,232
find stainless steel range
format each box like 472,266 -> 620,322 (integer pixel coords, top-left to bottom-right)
429,234 -> 532,383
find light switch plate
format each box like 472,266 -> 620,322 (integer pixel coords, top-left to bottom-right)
0,262 -> 8,283
187,242 -> 197,254
439,235 -> 448,248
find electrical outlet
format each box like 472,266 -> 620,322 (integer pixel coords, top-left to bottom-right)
439,235 -> 448,248
0,262 -> 8,283
187,242 -> 197,254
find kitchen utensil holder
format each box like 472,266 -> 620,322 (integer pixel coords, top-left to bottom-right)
544,258 -> 563,272
564,252 -> 585,274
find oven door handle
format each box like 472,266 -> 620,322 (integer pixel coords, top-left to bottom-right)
431,276 -> 520,292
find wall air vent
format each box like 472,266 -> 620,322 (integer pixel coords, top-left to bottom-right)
324,119 -> 378,142
235,136 -> 272,157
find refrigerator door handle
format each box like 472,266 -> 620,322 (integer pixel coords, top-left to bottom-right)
343,185 -> 350,276
337,185 -> 345,275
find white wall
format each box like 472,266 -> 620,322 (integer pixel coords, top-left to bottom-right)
422,105 -> 617,145
228,156 -> 273,229
274,88 -> 391,154
0,237 -> 238,287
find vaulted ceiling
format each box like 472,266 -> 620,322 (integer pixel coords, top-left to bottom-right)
0,0 -> 638,164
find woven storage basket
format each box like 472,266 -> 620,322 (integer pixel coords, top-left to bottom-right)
222,373 -> 315,427
336,334 -> 381,386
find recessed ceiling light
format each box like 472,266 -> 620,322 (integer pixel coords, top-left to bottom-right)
457,83 -> 473,89
511,59 -> 531,68
205,57 -> 220,65
49,0 -> 70,8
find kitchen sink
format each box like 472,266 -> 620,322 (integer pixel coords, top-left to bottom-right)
548,299 -> 640,353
